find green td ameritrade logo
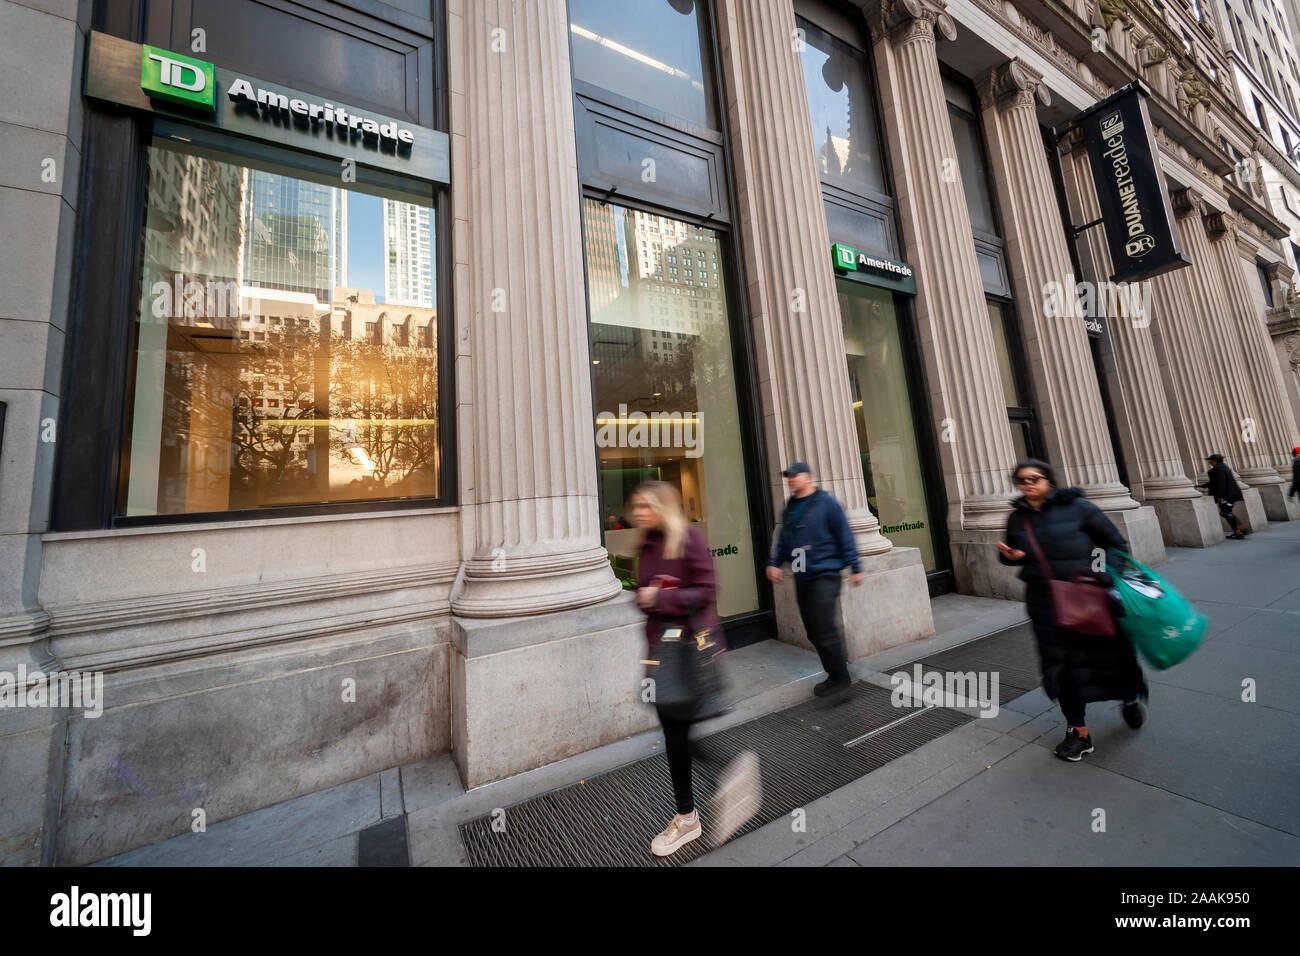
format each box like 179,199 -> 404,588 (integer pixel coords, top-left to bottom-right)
141,45 -> 215,111
832,243 -> 858,271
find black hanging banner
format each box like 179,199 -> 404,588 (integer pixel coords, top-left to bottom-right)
1070,82 -> 1189,283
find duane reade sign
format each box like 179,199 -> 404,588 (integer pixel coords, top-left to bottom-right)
1073,82 -> 1188,284
85,31 -> 449,185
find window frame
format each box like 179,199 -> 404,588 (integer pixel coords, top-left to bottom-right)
51,0 -> 455,531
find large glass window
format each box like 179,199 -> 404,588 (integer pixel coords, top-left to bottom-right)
797,16 -> 887,197
839,281 -> 937,571
119,140 -> 441,517
569,0 -> 717,129
944,77 -> 997,236
584,199 -> 758,618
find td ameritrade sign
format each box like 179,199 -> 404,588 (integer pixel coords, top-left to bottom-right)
831,243 -> 917,295
86,31 -> 449,184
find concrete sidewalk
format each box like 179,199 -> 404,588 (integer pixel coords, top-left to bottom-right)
697,518 -> 1300,866
93,518 -> 1300,866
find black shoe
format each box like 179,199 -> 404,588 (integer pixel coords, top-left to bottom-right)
1054,727 -> 1094,762
1121,699 -> 1145,729
813,676 -> 852,701
1227,532 -> 1245,540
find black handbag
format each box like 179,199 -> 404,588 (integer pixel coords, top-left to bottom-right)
647,617 -> 725,723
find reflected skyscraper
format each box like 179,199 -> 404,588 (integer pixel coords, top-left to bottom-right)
241,170 -> 347,301
383,199 -> 434,307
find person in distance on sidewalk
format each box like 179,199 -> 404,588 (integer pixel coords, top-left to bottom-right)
1198,453 -> 1248,539
996,459 -> 1148,762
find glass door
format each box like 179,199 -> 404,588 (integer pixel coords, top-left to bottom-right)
838,279 -> 942,572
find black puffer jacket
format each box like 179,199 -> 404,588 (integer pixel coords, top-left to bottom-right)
1000,487 -> 1146,705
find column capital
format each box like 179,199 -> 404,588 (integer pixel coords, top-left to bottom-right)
1204,208 -> 1239,243
1169,186 -> 1207,220
864,0 -> 956,46
977,58 -> 1051,113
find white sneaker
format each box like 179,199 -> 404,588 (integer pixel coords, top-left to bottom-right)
651,813 -> 702,857
710,750 -> 761,845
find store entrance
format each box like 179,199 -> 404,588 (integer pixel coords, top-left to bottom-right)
837,278 -> 948,578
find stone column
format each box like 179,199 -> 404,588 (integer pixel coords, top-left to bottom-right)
1207,211 -> 1300,520
1058,135 -> 1220,547
977,60 -> 1164,564
715,0 -> 934,658
867,0 -> 1020,597
450,0 -> 621,619
1153,189 -> 1266,532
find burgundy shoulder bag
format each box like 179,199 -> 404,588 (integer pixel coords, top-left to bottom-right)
1021,518 -> 1116,637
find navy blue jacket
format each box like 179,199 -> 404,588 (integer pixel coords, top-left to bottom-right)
767,488 -> 861,578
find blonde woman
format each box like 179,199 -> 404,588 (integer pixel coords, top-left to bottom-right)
630,480 -> 725,856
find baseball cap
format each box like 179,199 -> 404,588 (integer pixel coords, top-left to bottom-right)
1205,453 -> 1225,462
782,461 -> 811,477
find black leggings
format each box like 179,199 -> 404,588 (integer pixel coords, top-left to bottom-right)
1059,687 -> 1087,727
657,710 -> 695,815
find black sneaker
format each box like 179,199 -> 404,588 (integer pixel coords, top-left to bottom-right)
1054,727 -> 1094,762
1121,699 -> 1145,729
814,676 -> 852,702
1227,532 -> 1245,540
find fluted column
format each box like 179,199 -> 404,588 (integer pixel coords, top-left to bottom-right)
979,60 -> 1138,512
716,0 -> 890,554
1058,135 -> 1201,503
1208,212 -> 1300,485
868,0 -> 1016,532
451,0 -> 620,617
1170,189 -> 1276,485
1148,243 -> 1235,482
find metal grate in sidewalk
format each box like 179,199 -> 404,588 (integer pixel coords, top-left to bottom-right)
460,682 -> 969,867
459,621 -> 1040,867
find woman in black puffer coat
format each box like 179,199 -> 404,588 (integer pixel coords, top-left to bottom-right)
997,459 -> 1148,762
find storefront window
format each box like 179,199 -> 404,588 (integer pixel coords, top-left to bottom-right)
986,299 -> 1024,409
839,280 -> 937,571
584,199 -> 757,618
119,140 -> 440,517
797,16 -> 887,197
569,0 -> 717,129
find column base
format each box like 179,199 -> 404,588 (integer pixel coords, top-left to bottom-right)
949,529 -> 1027,600
451,544 -> 623,618
1254,482 -> 1300,521
1149,495 -> 1225,548
450,593 -> 652,789
1104,506 -> 1167,566
771,547 -> 934,662
1235,488 -> 1269,533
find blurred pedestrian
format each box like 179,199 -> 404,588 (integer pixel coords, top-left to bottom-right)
631,480 -> 757,856
1289,447 -> 1300,499
765,462 -> 863,703
997,459 -> 1147,762
1198,453 -> 1247,539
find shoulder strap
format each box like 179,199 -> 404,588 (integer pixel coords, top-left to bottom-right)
1021,517 -> 1055,582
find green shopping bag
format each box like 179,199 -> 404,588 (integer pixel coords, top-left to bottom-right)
1107,552 -> 1208,670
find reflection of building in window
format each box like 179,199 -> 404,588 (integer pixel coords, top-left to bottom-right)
126,143 -> 440,517
383,200 -> 434,307
241,170 -> 347,302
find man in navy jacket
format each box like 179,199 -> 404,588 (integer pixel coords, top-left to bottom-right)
766,462 -> 863,701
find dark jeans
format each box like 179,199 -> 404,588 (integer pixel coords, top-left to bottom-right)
795,574 -> 850,683
657,710 -> 694,814
1219,501 -> 1239,532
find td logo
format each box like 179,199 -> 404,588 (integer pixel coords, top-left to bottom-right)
141,45 -> 215,112
832,243 -> 857,271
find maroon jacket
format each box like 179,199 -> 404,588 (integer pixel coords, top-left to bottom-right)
636,525 -> 725,651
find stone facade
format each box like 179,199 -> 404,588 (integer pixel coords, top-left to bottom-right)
1,0 -> 1298,866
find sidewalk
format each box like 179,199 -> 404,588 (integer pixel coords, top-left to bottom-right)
93,520 -> 1300,866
